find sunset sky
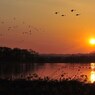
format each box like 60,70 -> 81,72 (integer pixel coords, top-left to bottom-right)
0,0 -> 95,54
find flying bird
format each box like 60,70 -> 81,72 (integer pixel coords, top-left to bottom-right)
29,30 -> 31,33
76,14 -> 80,16
22,32 -> 28,34
8,27 -> 12,29
8,27 -> 12,31
61,14 -> 66,16
71,9 -> 76,12
54,12 -> 59,14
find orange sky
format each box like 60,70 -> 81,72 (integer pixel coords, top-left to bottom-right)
0,0 -> 95,54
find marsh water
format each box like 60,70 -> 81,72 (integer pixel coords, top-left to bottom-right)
0,62 -> 95,83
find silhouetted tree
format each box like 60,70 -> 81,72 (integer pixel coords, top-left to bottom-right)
0,47 -> 39,62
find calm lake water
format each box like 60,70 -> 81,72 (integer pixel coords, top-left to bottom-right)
0,62 -> 95,83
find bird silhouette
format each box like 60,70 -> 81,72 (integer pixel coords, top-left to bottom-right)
71,9 -> 76,12
8,29 -> 10,31
8,27 -> 12,31
61,14 -> 66,16
76,14 -> 80,16
29,30 -> 31,33
22,32 -> 27,34
54,12 -> 59,14
8,27 -> 12,29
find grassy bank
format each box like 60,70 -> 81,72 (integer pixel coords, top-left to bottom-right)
0,78 -> 95,95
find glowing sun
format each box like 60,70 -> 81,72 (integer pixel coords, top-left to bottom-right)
89,38 -> 95,45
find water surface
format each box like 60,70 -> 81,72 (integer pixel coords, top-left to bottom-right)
0,62 -> 94,82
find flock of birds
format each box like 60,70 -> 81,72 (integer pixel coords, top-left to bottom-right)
0,9 -> 80,37
0,17 -> 45,37
54,9 -> 80,16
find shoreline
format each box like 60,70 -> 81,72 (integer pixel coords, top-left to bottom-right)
0,78 -> 94,95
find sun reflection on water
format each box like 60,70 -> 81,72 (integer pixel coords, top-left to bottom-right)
90,63 -> 95,83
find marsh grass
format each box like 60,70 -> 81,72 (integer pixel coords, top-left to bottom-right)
0,74 -> 95,95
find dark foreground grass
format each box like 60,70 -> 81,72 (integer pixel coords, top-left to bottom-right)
0,78 -> 95,95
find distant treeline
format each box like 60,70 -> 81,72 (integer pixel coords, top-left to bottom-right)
0,47 -> 39,62
40,53 -> 95,63
0,47 -> 95,63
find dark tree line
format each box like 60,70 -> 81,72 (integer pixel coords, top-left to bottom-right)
38,53 -> 95,63
0,47 -> 39,62
0,46 -> 95,63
